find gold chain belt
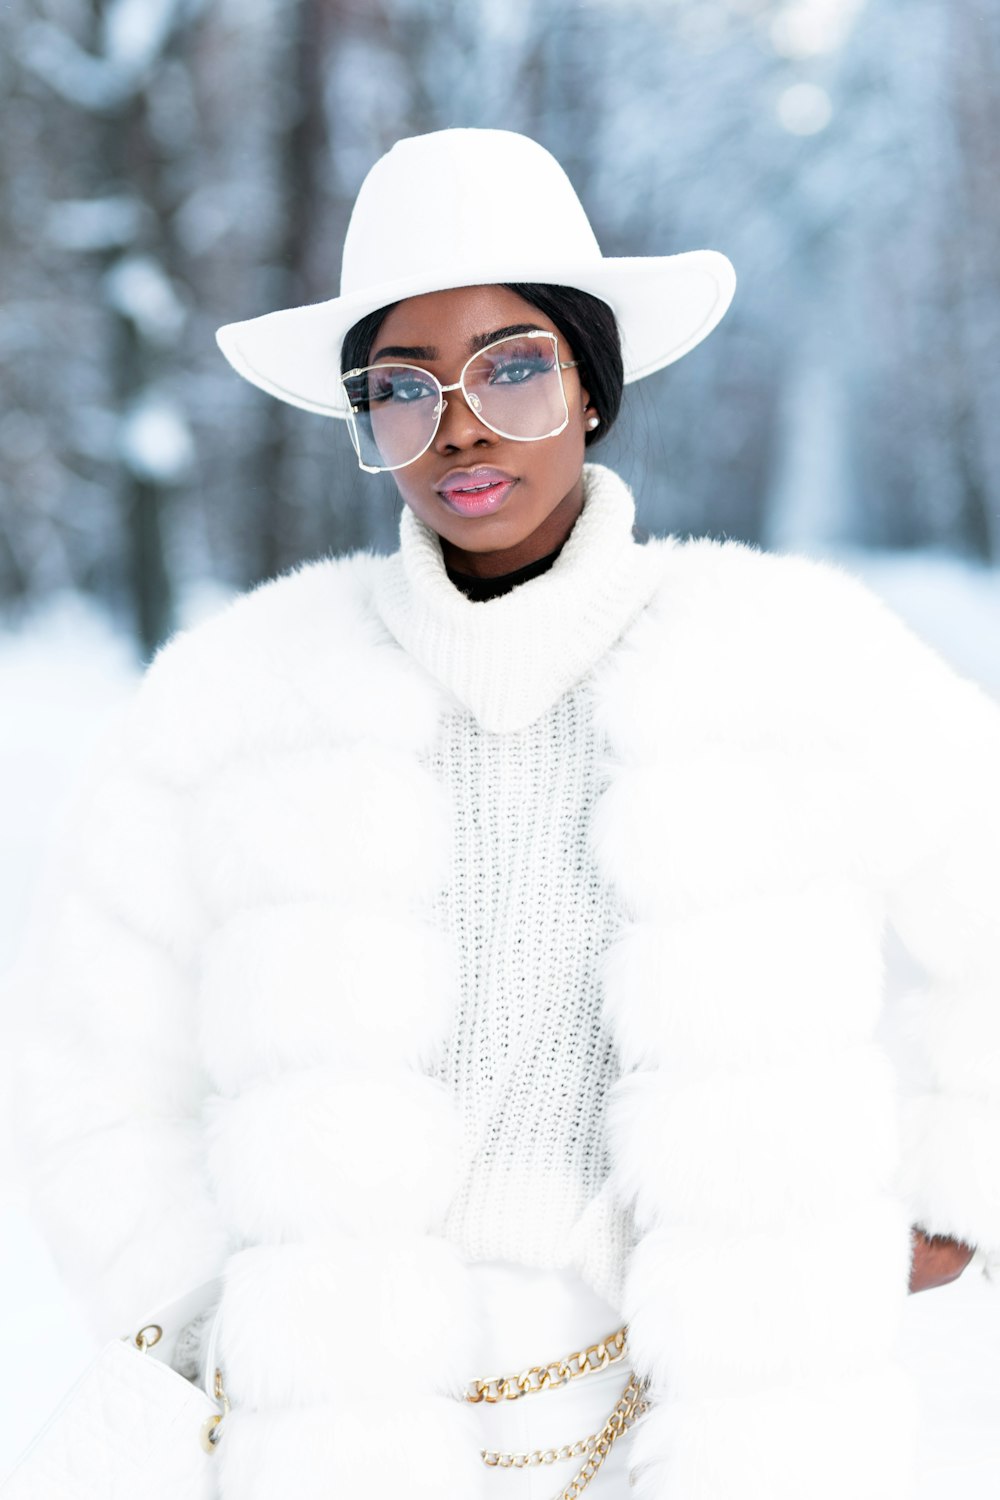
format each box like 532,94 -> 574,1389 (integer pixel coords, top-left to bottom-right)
466,1325 -> 650,1500
465,1325 -> 628,1404
483,1372 -> 649,1500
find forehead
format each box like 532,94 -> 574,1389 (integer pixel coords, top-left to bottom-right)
373,284 -> 558,358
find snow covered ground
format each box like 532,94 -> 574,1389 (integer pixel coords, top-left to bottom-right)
1,554 -> 999,1488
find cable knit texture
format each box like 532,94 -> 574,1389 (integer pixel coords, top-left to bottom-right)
425,687 -> 636,1307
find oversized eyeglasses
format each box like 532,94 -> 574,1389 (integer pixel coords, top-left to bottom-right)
340,330 -> 580,474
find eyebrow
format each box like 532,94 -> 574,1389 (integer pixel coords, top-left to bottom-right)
370,323 -> 545,363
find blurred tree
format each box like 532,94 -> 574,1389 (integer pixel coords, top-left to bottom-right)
3,0 -> 207,654
251,0 -> 330,584
837,0 -> 1000,556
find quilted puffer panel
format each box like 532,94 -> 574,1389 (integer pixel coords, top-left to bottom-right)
1,1338 -> 220,1499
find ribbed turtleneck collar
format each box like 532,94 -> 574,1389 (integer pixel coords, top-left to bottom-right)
371,462 -> 668,734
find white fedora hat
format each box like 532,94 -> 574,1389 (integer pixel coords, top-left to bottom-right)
215,127 -> 736,419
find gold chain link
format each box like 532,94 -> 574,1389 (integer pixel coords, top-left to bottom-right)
553,1374 -> 649,1500
482,1434 -> 596,1469
466,1326 -> 628,1404
480,1371 -> 650,1500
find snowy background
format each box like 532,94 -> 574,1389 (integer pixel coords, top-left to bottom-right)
2,0 -> 999,1487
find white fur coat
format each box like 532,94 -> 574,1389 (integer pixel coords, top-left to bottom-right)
12,507 -> 1000,1500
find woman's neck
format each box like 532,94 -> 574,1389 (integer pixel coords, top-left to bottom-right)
445,542 -> 565,602
438,483 -> 584,578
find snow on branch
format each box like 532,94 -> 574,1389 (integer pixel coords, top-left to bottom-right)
102,256 -> 187,345
118,393 -> 194,484
20,0 -> 204,112
46,197 -> 147,253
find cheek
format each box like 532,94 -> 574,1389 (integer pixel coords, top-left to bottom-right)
540,418 -> 587,481
516,429 -> 586,504
388,469 -> 433,520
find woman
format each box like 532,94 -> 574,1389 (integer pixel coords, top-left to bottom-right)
13,128 -> 1000,1500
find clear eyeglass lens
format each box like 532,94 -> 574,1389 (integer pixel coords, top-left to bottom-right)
465,335 -> 566,440
342,364 -> 441,471
341,333 -> 569,472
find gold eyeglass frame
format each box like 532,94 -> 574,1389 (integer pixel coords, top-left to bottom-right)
341,329 -> 580,474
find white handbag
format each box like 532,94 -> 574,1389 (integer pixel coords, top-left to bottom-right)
0,1279 -> 227,1500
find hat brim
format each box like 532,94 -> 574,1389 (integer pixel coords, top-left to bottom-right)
214,249 -> 736,419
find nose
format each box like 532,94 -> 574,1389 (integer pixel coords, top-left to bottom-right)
433,391 -> 499,456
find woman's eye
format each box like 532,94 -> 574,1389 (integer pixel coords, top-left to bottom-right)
393,377 -> 435,402
490,356 -> 549,385
370,374 -> 435,403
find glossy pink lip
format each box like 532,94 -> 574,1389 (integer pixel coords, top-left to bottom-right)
435,465 -> 518,497
437,480 -> 517,518
434,466 -> 519,518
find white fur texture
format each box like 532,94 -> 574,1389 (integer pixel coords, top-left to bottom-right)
12,497 -> 1000,1498
605,1045 -> 900,1232
216,1397 -> 485,1499
621,1204 -> 911,1398
889,804 -> 1000,982
217,1236 -> 482,1407
191,744 -> 451,917
130,556 -> 444,784
588,743 -> 879,915
62,756 -> 206,955
198,901 -> 458,1092
40,891 -> 194,1064
598,879 -> 886,1073
13,1022 -> 229,1333
894,978 -> 1000,1098
628,1363 -> 918,1500
204,1066 -> 462,1240
896,1089 -> 1000,1251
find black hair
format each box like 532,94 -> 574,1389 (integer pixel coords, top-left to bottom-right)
339,284 -> 624,447
340,303 -> 402,380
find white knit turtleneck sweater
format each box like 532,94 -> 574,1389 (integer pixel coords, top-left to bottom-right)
372,464 -> 667,1309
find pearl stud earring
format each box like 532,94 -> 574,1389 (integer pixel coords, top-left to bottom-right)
586,415 -> 600,430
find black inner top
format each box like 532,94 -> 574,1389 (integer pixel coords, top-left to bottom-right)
445,544 -> 565,603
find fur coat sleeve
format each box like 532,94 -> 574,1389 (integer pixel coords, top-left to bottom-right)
850,579 -> 1000,1279
10,686 -> 232,1341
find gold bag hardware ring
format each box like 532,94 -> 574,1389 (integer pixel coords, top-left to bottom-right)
200,1368 -> 231,1452
131,1319 -> 230,1455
